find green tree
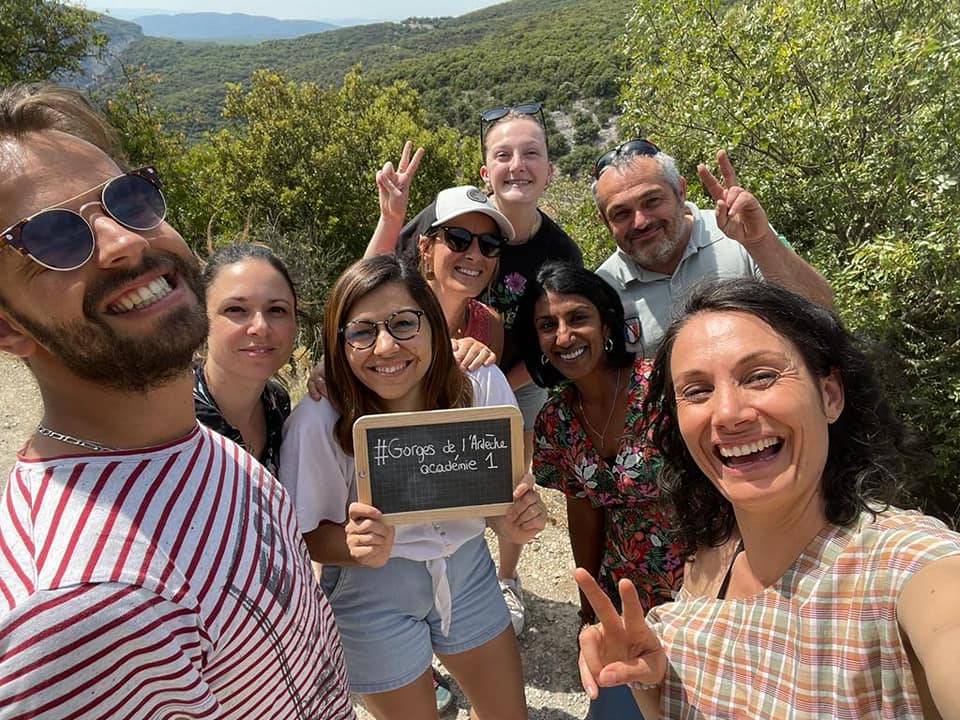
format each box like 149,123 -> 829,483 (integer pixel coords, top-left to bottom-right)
0,0 -> 105,82
557,144 -> 599,179
148,68 -> 478,355
188,68 -> 476,258
542,174 -> 611,269
619,0 -> 960,522
94,66 -> 197,236
97,0 -> 632,140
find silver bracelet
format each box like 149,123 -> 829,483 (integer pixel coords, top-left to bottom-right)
628,680 -> 661,691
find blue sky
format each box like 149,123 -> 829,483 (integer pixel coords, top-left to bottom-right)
87,0 -> 506,21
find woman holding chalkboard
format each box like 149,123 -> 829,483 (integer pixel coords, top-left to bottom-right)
517,262 -> 684,720
280,254 -> 545,719
368,120 -> 582,635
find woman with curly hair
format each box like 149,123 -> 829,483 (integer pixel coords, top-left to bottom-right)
576,278 -> 960,719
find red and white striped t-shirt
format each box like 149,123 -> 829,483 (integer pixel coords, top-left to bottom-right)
0,424 -> 354,720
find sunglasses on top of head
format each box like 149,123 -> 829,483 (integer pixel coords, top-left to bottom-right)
0,166 -> 166,272
478,101 -> 548,149
592,139 -> 662,180
433,225 -> 506,259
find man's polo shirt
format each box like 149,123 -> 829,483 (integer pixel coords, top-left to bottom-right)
596,202 -> 760,357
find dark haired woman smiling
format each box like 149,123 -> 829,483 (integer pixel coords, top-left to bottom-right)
577,278 -> 960,719
194,243 -> 297,477
281,255 -> 546,719
517,261 -> 682,720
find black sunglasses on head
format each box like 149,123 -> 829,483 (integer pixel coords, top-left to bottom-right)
479,101 -> 543,124
434,225 -> 506,258
592,139 -> 662,180
0,166 -> 166,271
479,101 -> 548,150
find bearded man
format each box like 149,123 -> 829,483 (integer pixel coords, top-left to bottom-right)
592,140 -> 833,355
0,83 -> 353,719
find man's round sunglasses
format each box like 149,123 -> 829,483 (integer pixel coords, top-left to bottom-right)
433,225 -> 506,259
592,139 -> 662,180
341,309 -> 425,350
0,166 -> 166,272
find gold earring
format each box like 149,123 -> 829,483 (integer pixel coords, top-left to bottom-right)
419,255 -> 435,280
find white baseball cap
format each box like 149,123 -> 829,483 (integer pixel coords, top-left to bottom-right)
429,185 -> 516,242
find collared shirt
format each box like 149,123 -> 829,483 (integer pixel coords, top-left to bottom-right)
595,202 -> 760,357
193,364 -> 291,477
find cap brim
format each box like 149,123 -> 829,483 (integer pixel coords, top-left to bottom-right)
430,207 -> 516,242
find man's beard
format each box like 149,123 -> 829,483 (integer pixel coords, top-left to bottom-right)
625,202 -> 688,269
7,251 -> 209,393
629,231 -> 681,267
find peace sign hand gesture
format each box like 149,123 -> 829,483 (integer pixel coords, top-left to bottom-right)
376,140 -> 425,226
697,149 -> 775,250
575,568 -> 666,701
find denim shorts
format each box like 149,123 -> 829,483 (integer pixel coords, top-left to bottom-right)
320,534 -> 510,694
514,381 -> 548,431
586,684 -> 646,719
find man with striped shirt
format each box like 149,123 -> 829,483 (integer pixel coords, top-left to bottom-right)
0,84 -> 354,719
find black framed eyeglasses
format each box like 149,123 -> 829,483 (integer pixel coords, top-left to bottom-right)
0,166 -> 166,271
592,139 -> 662,180
435,226 -> 506,259
479,101 -> 547,149
341,309 -> 425,349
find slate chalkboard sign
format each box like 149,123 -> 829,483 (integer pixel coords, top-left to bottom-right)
353,405 -> 524,523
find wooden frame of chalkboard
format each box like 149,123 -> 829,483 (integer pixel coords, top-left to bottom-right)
353,404 -> 524,524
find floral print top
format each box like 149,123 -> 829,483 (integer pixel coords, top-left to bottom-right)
193,365 -> 291,478
533,357 -> 683,610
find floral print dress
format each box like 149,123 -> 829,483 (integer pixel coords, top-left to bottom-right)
533,357 -> 684,609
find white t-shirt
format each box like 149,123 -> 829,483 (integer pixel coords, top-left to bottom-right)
0,425 -> 354,719
280,364 -> 517,562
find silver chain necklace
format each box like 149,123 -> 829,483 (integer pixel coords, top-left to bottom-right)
35,424 -> 116,453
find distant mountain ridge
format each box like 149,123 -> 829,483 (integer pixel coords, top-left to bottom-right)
96,0 -> 626,162
132,12 -> 337,41
72,14 -> 143,87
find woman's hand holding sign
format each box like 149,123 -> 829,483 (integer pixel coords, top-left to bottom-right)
345,502 -> 396,567
488,474 -> 547,544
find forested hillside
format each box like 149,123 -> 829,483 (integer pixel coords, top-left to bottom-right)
15,0 -> 958,523
100,0 -> 627,154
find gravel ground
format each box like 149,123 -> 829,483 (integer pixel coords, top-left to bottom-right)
0,354 -> 39,477
0,352 -> 591,718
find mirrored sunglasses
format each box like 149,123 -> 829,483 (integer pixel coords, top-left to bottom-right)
592,139 -> 662,180
0,166 -> 166,271
437,225 -> 506,258
341,309 -> 425,350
